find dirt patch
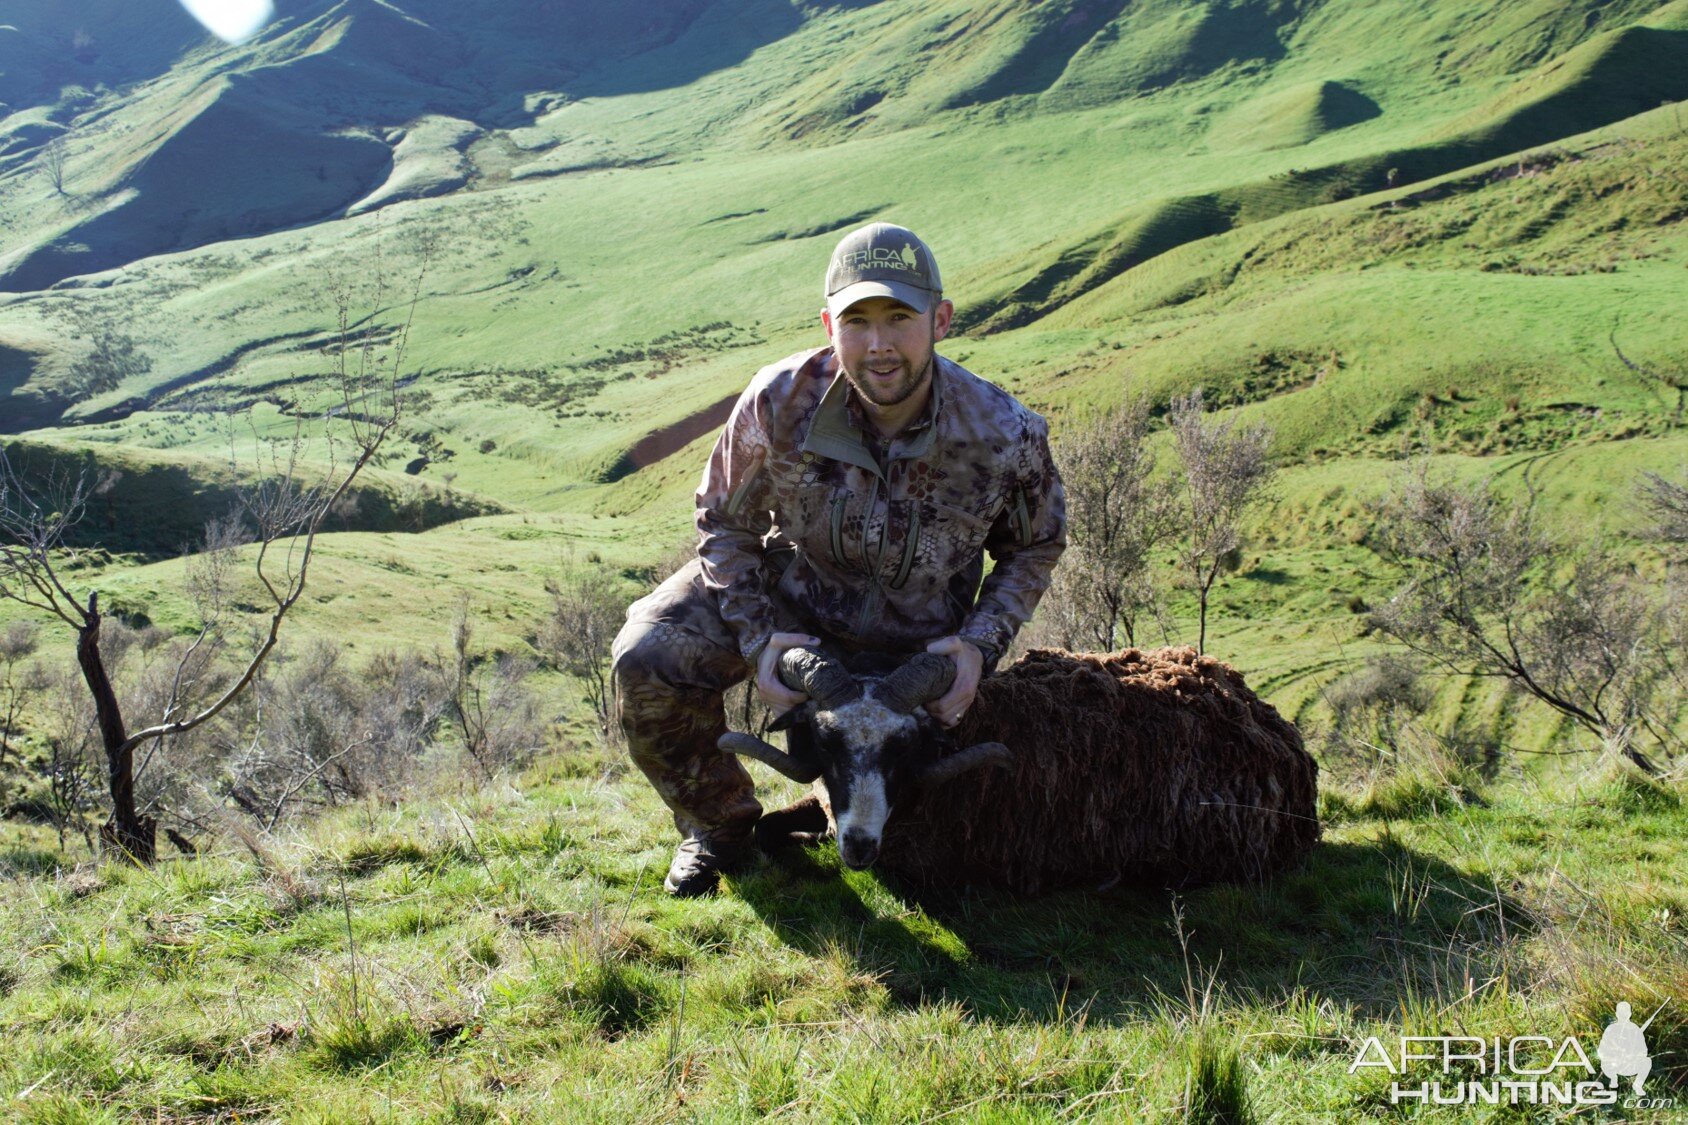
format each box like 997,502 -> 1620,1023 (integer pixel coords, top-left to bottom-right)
599,393 -> 737,482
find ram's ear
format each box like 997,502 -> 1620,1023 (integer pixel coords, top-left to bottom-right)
768,703 -> 812,733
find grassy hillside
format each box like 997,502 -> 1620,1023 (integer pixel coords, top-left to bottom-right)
0,2 -> 1686,1115
0,0 -> 1680,739
8,107 -> 1680,747
0,745 -> 1682,1120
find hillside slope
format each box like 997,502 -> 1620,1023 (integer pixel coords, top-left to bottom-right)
0,0 -> 1683,741
0,0 -> 1677,292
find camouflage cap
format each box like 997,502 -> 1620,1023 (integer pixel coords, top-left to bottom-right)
824,223 -> 942,318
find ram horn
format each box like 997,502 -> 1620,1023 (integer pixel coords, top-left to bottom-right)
777,647 -> 861,710
878,652 -> 957,714
717,732 -> 821,783
919,742 -> 1012,788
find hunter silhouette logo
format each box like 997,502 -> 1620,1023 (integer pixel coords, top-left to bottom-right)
1350,996 -> 1673,1108
1599,1002 -> 1653,1095
841,245 -> 922,273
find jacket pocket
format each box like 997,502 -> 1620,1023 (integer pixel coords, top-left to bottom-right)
828,492 -> 850,567
889,504 -> 921,590
927,501 -> 993,576
724,449 -> 766,517
1010,484 -> 1033,548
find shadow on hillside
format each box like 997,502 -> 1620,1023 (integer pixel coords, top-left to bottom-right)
0,439 -> 504,559
0,0 -> 814,294
733,836 -> 1525,1024
568,0 -> 803,100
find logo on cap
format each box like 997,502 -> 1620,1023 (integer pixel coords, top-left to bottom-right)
839,243 -> 920,273
825,223 -> 942,315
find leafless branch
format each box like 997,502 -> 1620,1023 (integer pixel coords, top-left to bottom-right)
1036,394 -> 1180,652
1369,460 -> 1678,774
1167,389 -> 1276,653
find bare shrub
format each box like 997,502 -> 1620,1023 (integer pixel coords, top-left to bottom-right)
1322,655 -> 1431,761
446,600 -> 542,777
0,251 -> 426,861
223,640 -> 450,829
1167,390 -> 1276,653
38,667 -> 100,852
1369,461 -> 1680,774
537,565 -> 624,738
1035,395 -> 1178,651
1640,468 -> 1688,547
0,622 -> 44,776
1640,468 -> 1688,703
43,135 -> 68,196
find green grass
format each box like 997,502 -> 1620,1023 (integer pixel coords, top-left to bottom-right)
0,752 -> 1682,1120
2,2 -> 1688,1115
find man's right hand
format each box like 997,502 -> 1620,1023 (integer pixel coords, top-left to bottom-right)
756,632 -> 821,715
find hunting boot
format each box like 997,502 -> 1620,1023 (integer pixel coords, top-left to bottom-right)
663,830 -> 752,897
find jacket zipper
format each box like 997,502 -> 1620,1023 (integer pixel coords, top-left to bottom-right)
867,475 -> 886,570
855,473 -> 886,637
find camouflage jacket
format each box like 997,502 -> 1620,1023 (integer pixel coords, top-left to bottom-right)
696,346 -> 1066,667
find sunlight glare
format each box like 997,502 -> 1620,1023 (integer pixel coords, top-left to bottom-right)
176,0 -> 275,44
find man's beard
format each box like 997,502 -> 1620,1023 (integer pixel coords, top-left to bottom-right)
842,339 -> 935,409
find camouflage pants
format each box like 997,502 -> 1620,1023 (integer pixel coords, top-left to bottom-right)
611,559 -> 779,848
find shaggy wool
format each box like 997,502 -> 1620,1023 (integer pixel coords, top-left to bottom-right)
869,646 -> 1320,894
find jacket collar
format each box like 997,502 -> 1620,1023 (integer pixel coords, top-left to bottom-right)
800,349 -> 944,477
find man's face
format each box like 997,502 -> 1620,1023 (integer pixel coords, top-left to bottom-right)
823,295 -> 954,409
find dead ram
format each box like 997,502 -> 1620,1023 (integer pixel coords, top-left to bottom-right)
719,645 -> 1319,893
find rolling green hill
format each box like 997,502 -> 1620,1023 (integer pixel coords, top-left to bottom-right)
0,0 -> 1683,725
2,3 -> 1688,1119
0,0 -> 1680,729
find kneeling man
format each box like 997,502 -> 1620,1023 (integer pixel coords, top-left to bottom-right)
612,222 -> 1067,895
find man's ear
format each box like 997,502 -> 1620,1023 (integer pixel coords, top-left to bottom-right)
931,298 -> 954,344
821,307 -> 835,343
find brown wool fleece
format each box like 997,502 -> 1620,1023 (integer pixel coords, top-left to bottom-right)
861,646 -> 1320,894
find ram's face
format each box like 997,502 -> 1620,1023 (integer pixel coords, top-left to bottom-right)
802,692 -> 931,869
718,648 -> 1011,871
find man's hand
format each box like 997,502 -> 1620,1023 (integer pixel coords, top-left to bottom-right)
923,635 -> 984,729
756,632 -> 821,716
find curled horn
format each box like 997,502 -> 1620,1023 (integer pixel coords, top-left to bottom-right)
878,652 -> 957,714
919,742 -> 1012,788
717,732 -> 821,783
777,647 -> 861,710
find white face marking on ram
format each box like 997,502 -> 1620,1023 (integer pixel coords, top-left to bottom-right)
816,689 -> 916,854
838,771 -> 889,851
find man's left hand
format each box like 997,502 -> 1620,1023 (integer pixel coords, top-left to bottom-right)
923,635 -> 983,729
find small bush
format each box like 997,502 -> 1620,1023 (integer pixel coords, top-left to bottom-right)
309,1010 -> 421,1071
1179,1032 -> 1256,1125
339,836 -> 430,874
